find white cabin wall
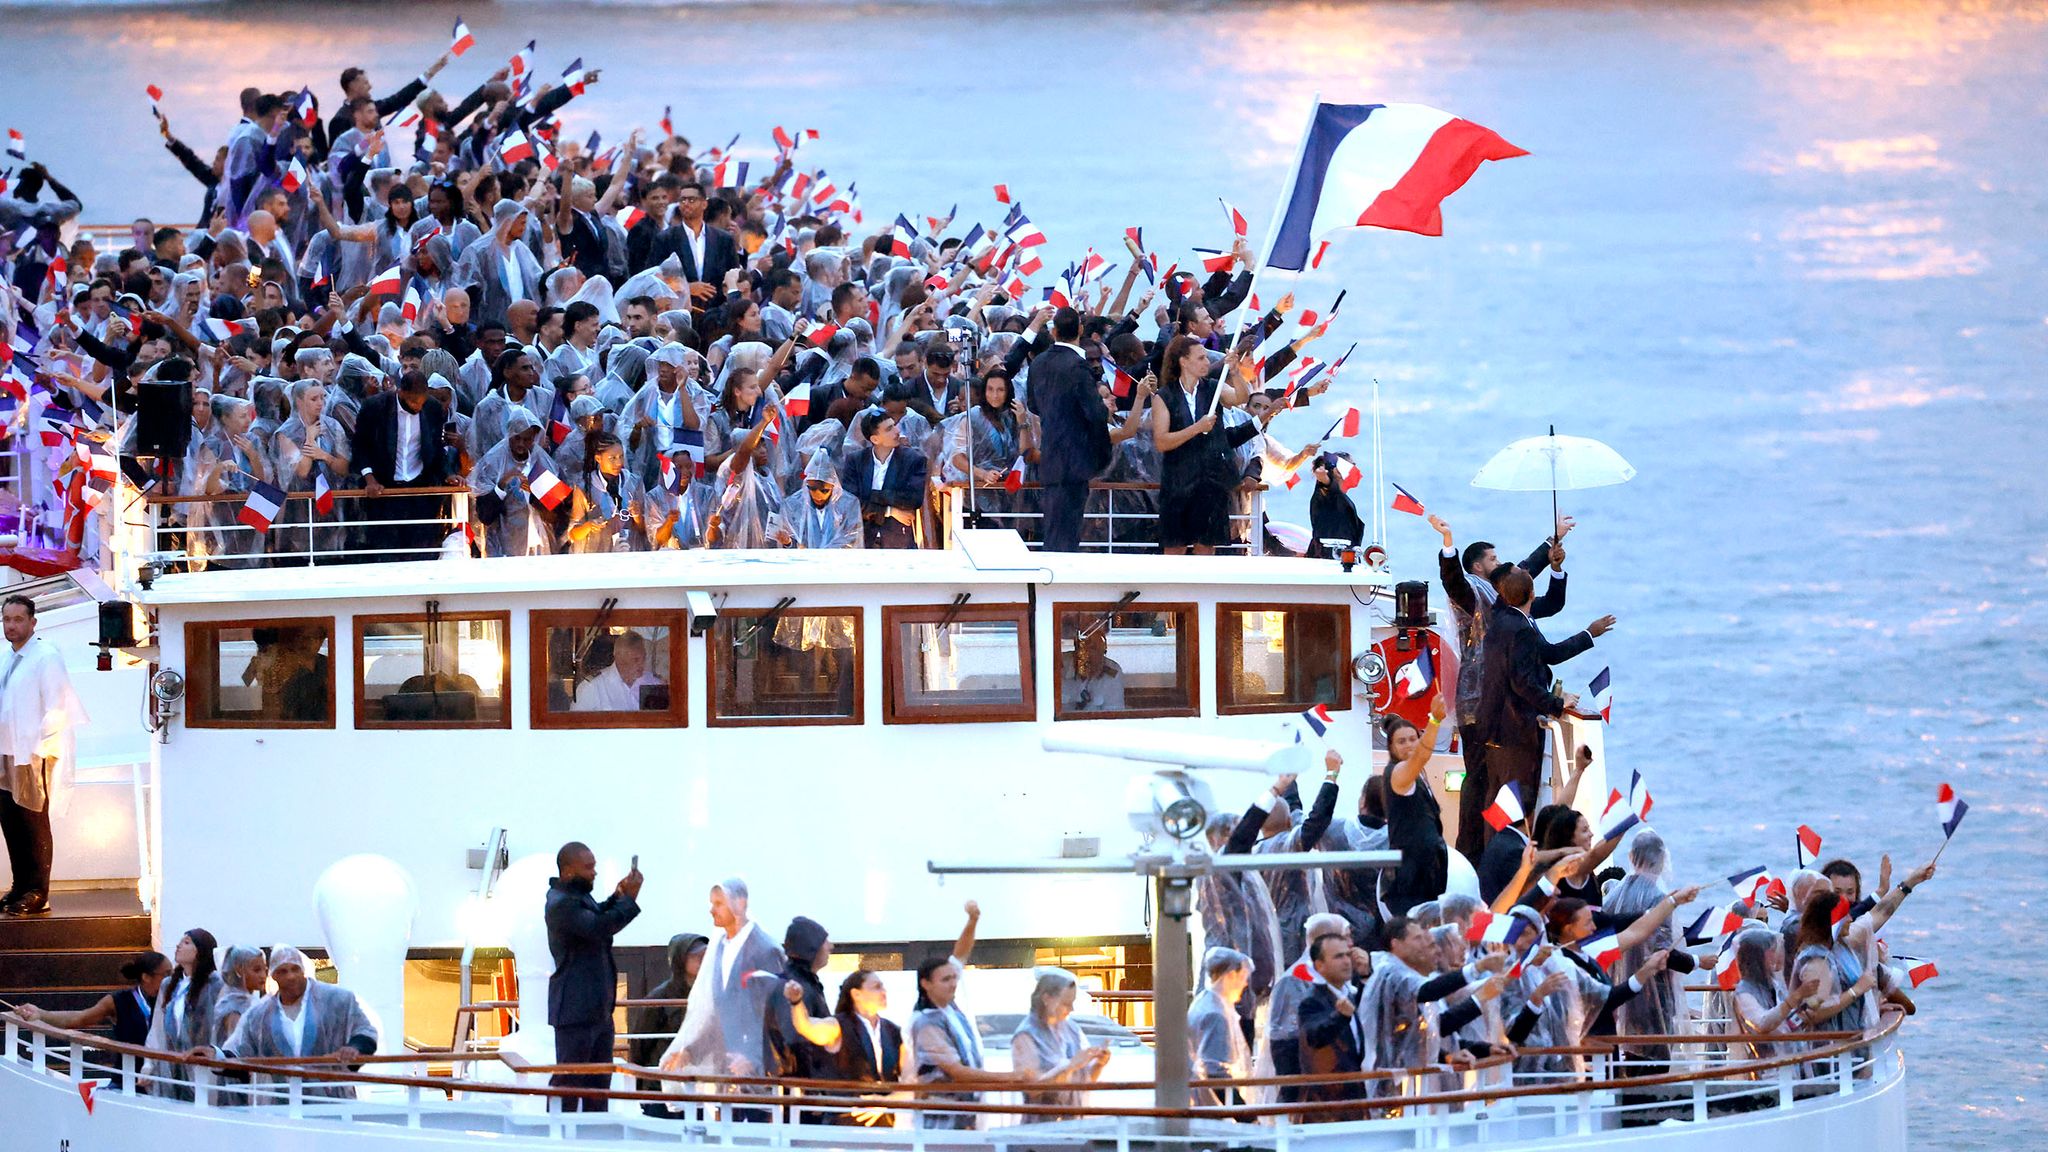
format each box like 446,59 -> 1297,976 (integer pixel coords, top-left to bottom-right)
152,584 -> 1378,952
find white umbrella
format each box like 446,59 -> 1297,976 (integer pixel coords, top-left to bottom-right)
1471,425 -> 1635,530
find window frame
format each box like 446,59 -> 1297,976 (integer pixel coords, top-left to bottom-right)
881,603 -> 1036,726
1213,602 -> 1354,717
184,617 -> 338,730
353,611 -> 514,731
706,605 -> 865,729
1050,601 -> 1201,722
527,609 -> 689,731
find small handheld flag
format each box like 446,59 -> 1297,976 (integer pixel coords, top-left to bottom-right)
1003,456 -> 1026,495
450,17 -> 475,56
781,381 -> 812,421
1393,646 -> 1433,699
1683,902 -> 1746,947
1389,482 -> 1425,516
313,472 -> 335,516
1937,783 -> 1967,841
237,480 -> 285,532
203,317 -> 258,341
1221,198 -> 1249,238
615,205 -> 647,231
1899,957 -> 1939,988
1581,930 -> 1623,971
1712,946 -> 1741,991
1330,456 -> 1364,492
1299,703 -> 1333,738
1589,665 -> 1613,723
5,129 -> 25,161
993,183 -> 1011,204
1795,824 -> 1824,869
527,459 -> 570,511
1482,783 -> 1524,832
1324,405 -> 1364,439
498,130 -> 535,164
78,1079 -> 96,1115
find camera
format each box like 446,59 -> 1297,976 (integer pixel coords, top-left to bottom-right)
686,590 -> 718,636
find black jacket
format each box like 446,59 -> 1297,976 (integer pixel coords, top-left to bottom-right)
1296,982 -> 1366,1102
654,222 -> 740,286
1027,344 -> 1112,486
1474,599 -> 1593,749
350,391 -> 452,485
543,877 -> 640,1029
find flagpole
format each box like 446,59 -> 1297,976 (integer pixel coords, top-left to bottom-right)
1231,93 -> 1323,349
1548,422 -> 1560,542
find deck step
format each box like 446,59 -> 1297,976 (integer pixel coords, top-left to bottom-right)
0,947 -> 140,990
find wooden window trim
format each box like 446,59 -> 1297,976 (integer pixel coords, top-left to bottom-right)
706,606 -> 864,729
1050,601 -> 1201,722
353,611 -> 513,731
881,604 -> 1036,726
1213,602 -> 1354,716
184,617 -> 338,730
528,609 -> 688,731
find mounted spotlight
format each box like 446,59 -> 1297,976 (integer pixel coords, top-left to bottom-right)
1125,771 -> 1216,846
148,669 -> 186,739
1353,650 -> 1388,687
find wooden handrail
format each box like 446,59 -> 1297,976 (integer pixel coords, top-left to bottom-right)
0,1007 -> 1903,1122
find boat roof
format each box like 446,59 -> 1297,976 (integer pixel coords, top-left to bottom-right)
137,532 -> 1389,606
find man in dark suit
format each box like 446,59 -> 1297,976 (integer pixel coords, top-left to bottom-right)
654,182 -> 739,306
352,370 -> 456,559
1027,308 -> 1111,552
1474,567 -> 1610,812
545,841 -> 641,1112
841,408 -> 928,549
1295,933 -> 1367,1109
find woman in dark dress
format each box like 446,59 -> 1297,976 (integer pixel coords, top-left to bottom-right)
1380,695 -> 1450,916
1148,335 -> 1252,554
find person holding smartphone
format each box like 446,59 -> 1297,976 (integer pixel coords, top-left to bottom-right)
545,842 -> 643,1112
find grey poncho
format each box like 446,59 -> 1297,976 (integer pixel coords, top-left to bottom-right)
219,980 -> 379,1101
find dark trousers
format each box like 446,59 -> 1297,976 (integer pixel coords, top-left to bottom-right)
1271,1038 -> 1302,1104
0,778 -> 52,900
551,1020 -> 615,1112
365,481 -> 449,561
1482,738 -> 1545,826
1040,481 -> 1089,552
1454,723 -> 1491,860
862,516 -> 916,549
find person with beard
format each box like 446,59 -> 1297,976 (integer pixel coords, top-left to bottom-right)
629,933 -> 706,1118
545,840 -> 643,1112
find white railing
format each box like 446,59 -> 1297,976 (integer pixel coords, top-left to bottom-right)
0,1002 -> 1904,1149
140,486 -> 471,569
937,482 -> 1268,554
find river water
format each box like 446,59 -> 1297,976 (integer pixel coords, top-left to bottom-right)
1,1 -> 2042,1145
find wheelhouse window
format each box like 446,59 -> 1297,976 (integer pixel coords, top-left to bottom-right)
355,612 -> 510,729
1216,604 -> 1352,715
186,619 -> 335,728
1053,602 -> 1199,720
882,604 -> 1034,725
709,607 -> 862,726
530,610 -> 686,729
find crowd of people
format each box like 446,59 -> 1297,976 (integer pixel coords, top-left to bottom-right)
0,34 -> 1363,569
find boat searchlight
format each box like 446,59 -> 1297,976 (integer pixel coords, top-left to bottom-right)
929,726 -> 1399,1130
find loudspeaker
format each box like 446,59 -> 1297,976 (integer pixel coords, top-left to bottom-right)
1394,580 -> 1431,628
136,380 -> 192,459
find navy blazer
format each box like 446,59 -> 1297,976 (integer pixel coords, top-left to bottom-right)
1475,600 -> 1594,749
350,391 -> 452,486
842,445 -> 928,513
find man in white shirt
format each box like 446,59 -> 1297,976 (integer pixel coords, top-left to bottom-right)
702,878 -> 783,1076
0,595 -> 87,918
355,370 -> 453,559
570,630 -> 666,712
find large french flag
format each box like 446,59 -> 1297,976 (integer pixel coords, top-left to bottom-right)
1266,103 -> 1526,271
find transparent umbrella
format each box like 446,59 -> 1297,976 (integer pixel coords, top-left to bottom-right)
1471,424 -> 1635,531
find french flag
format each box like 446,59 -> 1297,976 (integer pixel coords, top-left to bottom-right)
1299,703 -> 1333,738
1712,946 -> 1741,991
1192,247 -> 1234,274
615,205 -> 646,231
1390,482 -> 1425,516
450,17 -> 475,56
993,182 -> 1011,204
1482,783 -> 1524,833
1589,665 -> 1612,723
1265,102 -> 1527,271
1220,198 -> 1249,238
1899,957 -> 1939,988
782,381 -> 812,420
238,479 -> 286,531
1796,824 -> 1824,868
499,129 -> 535,164
1937,783 -> 1968,840
527,459 -> 570,510
672,426 -> 707,477
313,472 -> 335,515
1003,456 -> 1027,494
548,390 -> 571,446
204,317 -> 258,341
281,156 -> 308,195
1683,902 -> 1746,947
1581,930 -> 1623,971
5,129 -> 24,161
367,264 -> 404,302
1331,455 -> 1364,492
1325,405 -> 1363,439
1597,768 -> 1651,841
1394,646 -> 1433,699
